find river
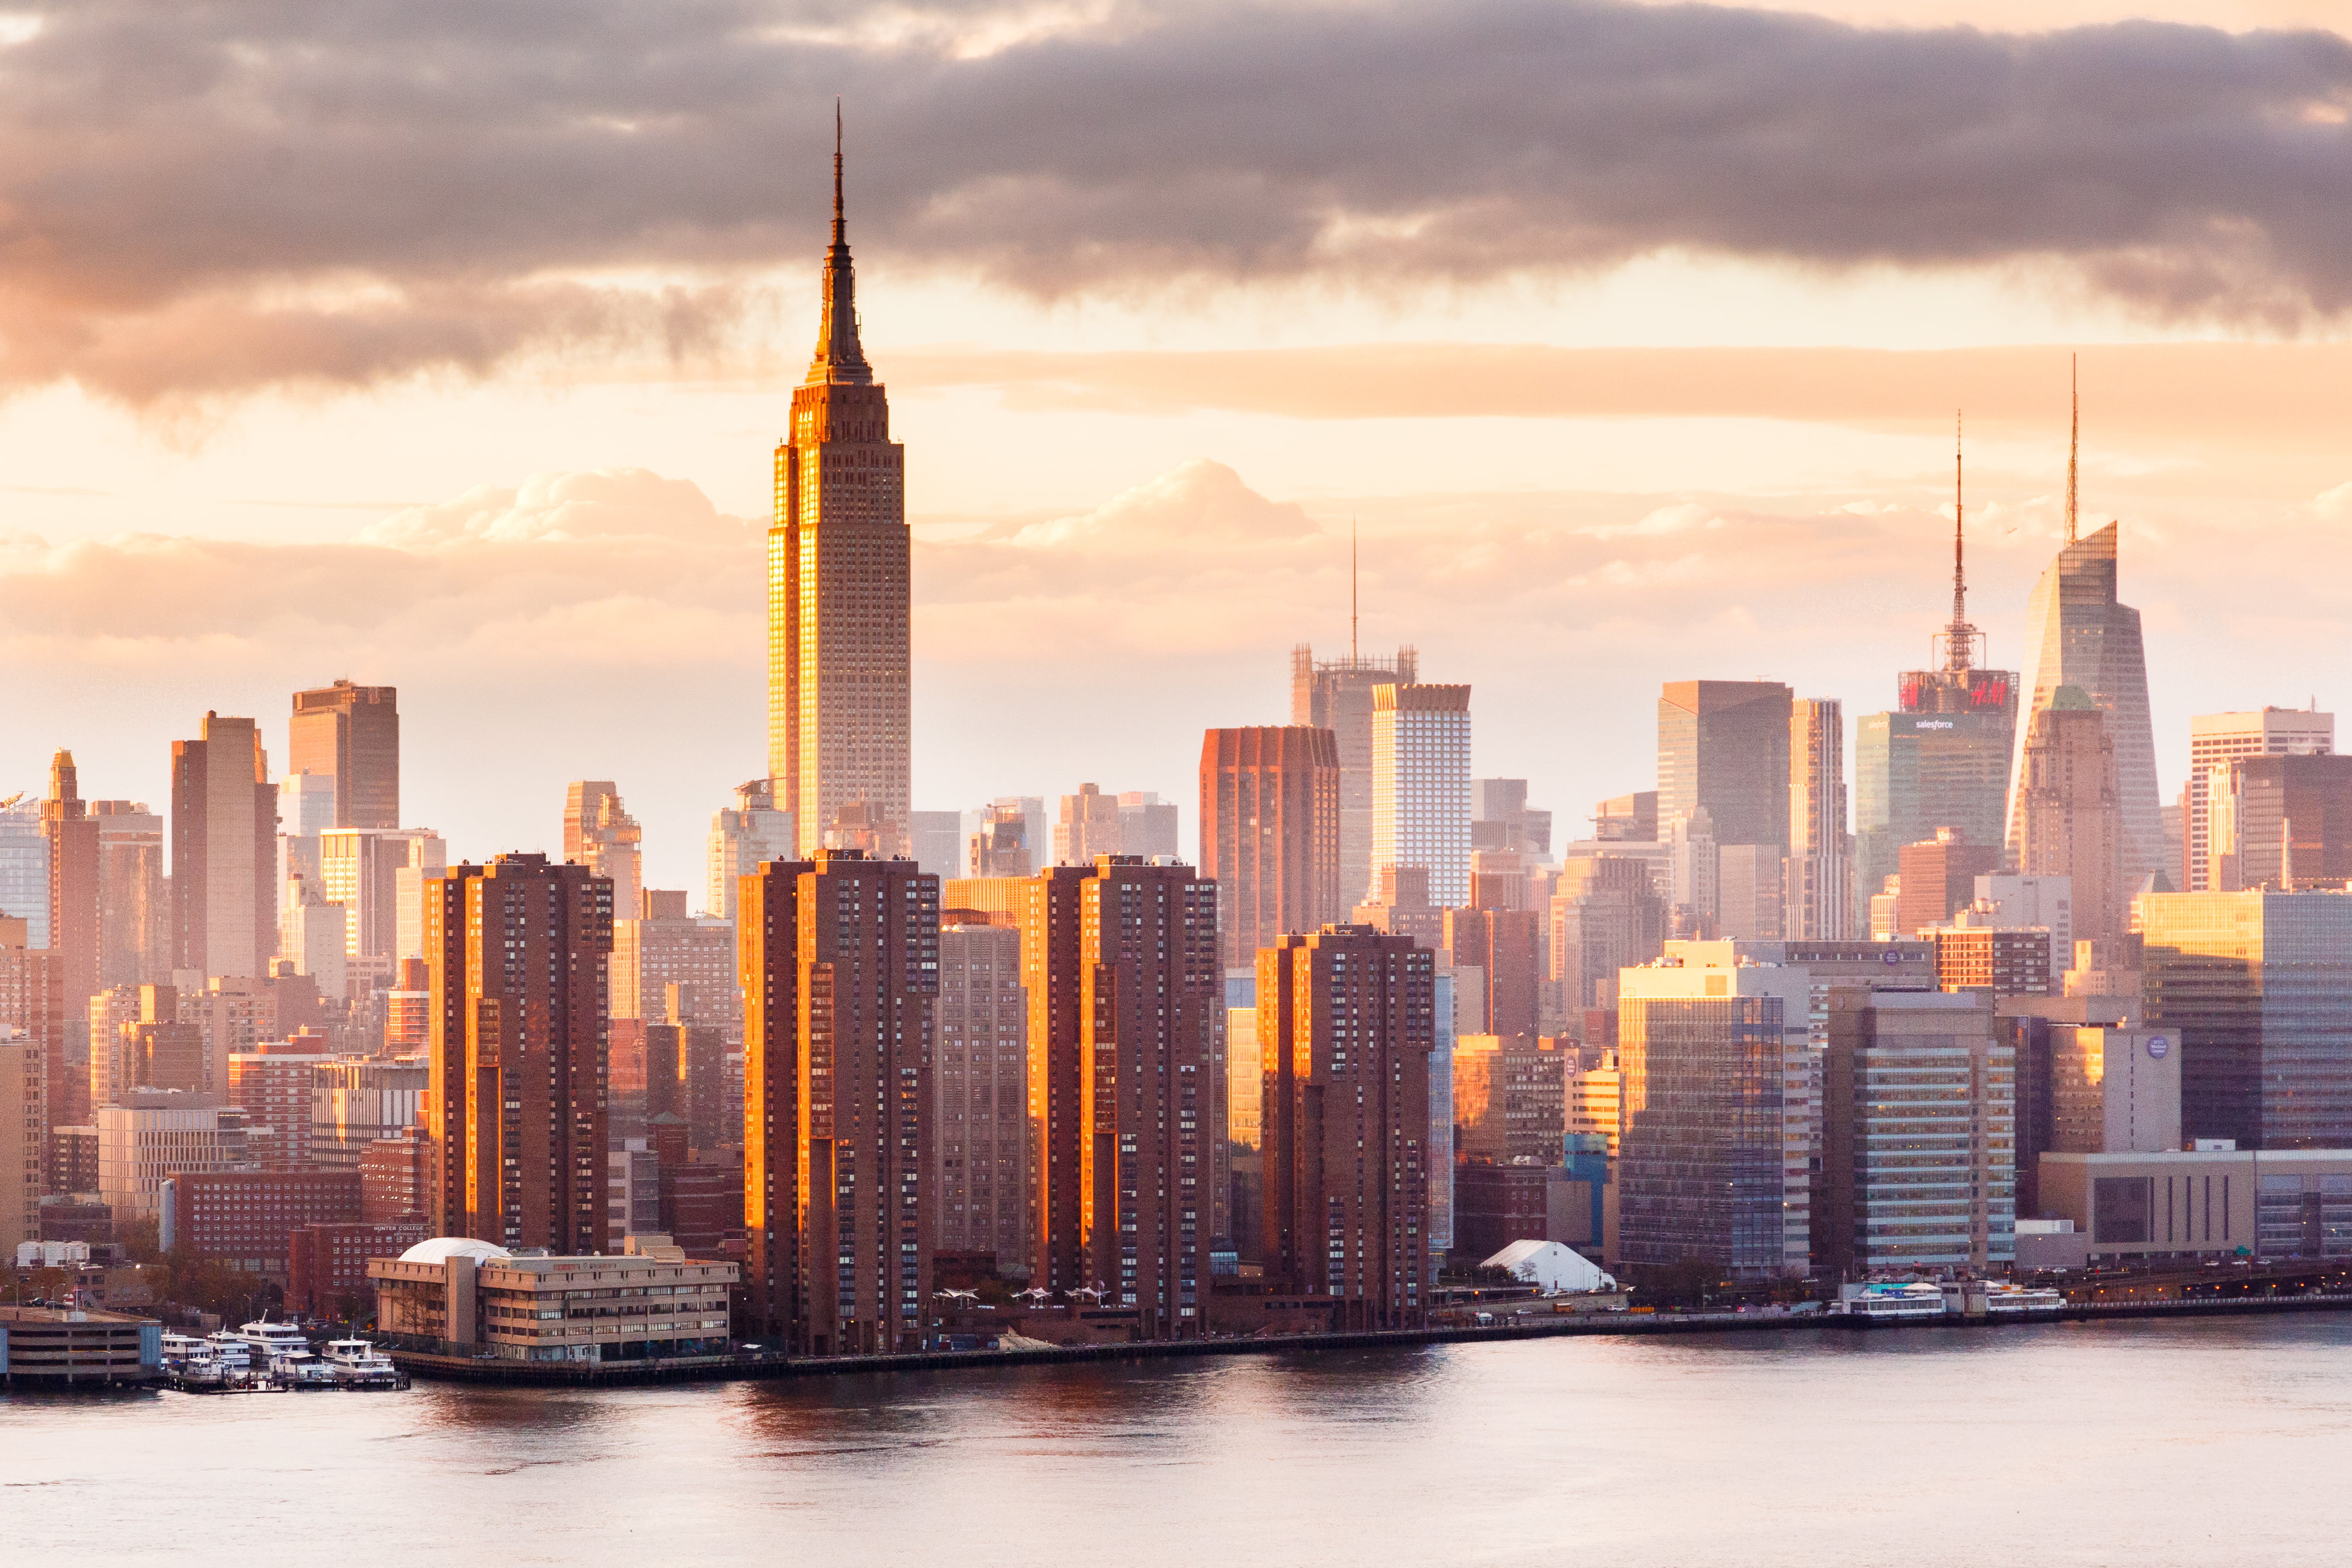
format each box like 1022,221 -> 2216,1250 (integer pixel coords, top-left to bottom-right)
6,1316 -> 2345,1565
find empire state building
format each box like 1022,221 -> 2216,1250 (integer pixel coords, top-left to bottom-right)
769,118 -> 909,856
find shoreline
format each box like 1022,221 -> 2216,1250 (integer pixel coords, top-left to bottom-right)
380,1290 -> 2352,1388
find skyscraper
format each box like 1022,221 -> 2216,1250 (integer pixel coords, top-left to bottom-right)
707,778 -> 794,921
2183,709 -> 2333,892
1257,925 -> 1434,1328
171,713 -> 277,980
1370,683 -> 1472,911
0,797 -> 46,950
423,853 -> 613,1254
934,916 -> 1026,1272
91,800 -> 165,989
1052,784 -> 1126,865
288,680 -> 399,829
908,811 -> 964,881
1548,855 -> 1666,1014
1199,726 -> 1342,971
1657,681 -> 1793,856
41,752 -> 99,1112
1292,643 -> 1419,908
739,851 -> 938,1355
1783,698 -> 1853,940
2017,688 -> 2122,947
562,781 -> 642,922
769,119 -> 910,859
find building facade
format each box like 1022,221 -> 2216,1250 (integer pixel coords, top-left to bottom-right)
171,713 -> 277,981
1292,644 -> 1420,909
1658,681 -> 1793,859
707,778 -> 795,921
2018,687 -> 2123,946
561,783 -> 641,927
934,919 -> 1027,1272
2185,708 -> 2332,893
1370,683 -> 1472,911
1785,697 -> 1854,940
1199,726 -> 1342,972
288,680 -> 399,830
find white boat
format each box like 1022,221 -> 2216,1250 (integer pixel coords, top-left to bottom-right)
236,1318 -> 336,1388
321,1338 -> 404,1388
1983,1284 -> 2065,1314
1839,1282 -> 1948,1319
204,1331 -> 255,1379
158,1330 -> 208,1370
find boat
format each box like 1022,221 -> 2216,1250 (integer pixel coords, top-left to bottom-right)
236,1318 -> 336,1388
1982,1283 -> 2065,1314
321,1338 -> 406,1388
203,1330 -> 256,1382
1837,1282 -> 1948,1320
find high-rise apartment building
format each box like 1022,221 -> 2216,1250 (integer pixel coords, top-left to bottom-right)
2184,709 -> 2333,892
2018,687 -> 2122,946
2009,523 -> 2161,892
2138,891 -> 2352,1150
1784,697 -> 1854,940
739,851 -> 937,1355
707,778 -> 795,921
1199,727 -> 1342,971
611,895 -> 737,1034
422,854 -> 614,1254
1292,644 -> 1420,908
1370,683 -> 1472,911
562,782 -> 642,923
769,129 -> 911,859
0,798 -> 45,950
935,918 -> 1026,1272
1257,925 -> 1433,1327
1657,681 -> 1793,857
1818,988 -> 2014,1275
2203,754 -> 2352,892
288,680 -> 399,829
172,713 -> 277,981
91,800 -> 165,989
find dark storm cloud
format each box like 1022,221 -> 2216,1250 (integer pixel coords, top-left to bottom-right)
4,0 -> 2351,400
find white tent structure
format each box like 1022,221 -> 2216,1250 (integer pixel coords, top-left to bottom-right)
1481,1240 -> 1616,1293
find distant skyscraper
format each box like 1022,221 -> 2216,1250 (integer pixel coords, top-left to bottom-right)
1053,784 -> 1125,865
707,778 -> 794,921
908,811 -> 963,881
41,753 -> 99,1087
1472,779 -> 1553,858
171,713 -> 277,980
1658,681 -> 1793,860
0,798 -> 45,950
423,853 -> 613,1253
2017,688 -> 2122,947
1548,856 -> 1665,1014
966,799 -> 1034,878
2205,754 -> 2352,891
1257,925 -> 1433,1327
1370,683 -> 1472,910
1199,726 -> 1341,971
1783,698 -> 1853,940
739,851 -> 937,1354
564,782 -> 642,922
2186,712 -> 2335,891
769,121 -> 909,858
1443,907 -> 1540,1040
288,679 -> 399,829
91,800 -> 165,989
1293,643 -> 1420,907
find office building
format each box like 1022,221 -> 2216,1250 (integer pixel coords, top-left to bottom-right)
1657,680 -> 1793,856
171,713 -> 277,980
1226,981 -> 1262,1263
1666,807 -> 1720,937
278,883 -> 348,1000
227,1035 -> 336,1168
1817,988 -> 2013,1275
2008,522 -> 2162,894
422,854 -> 613,1254
1715,844 -> 1784,941
1568,1048 -> 1622,1157
1932,923 -> 2053,998
314,1057 -> 428,1172
967,799 -> 1034,878
2138,891 -> 2352,1149
1548,855 -> 1666,1014
0,797 -> 48,949
2017,687 -> 2123,945
909,811 -> 963,881
1257,925 -> 1434,1328
2185,708 -> 2333,892
1444,908 -> 1540,1040
707,778 -> 795,920
1451,1033 -> 1565,1164
1896,828 -> 2000,937
1592,791 -> 1659,843
1201,727 -> 1343,972
1783,697 -> 1854,940
1472,779 -> 1553,858
935,917 -> 1027,1272
740,851 -> 938,1355
0,1037 -> 39,1257
562,782 -> 642,923
91,800 -> 165,989
41,753 -> 99,1079
288,680 -> 398,829
769,133 -> 911,859
95,1091 -> 250,1221
2204,754 -> 2352,892
1370,683 -> 1472,909
2035,1147 -> 2352,1264
1293,644 -> 1420,908
1975,873 -> 2075,977
1350,863 -> 1445,950
371,1238 -> 737,1364
321,827 -> 445,990
1118,792 -> 1180,859
2043,1018 -> 2181,1159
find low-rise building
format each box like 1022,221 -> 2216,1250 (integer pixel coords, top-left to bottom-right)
2038,1146 -> 2352,1265
0,1304 -> 160,1386
165,1169 -> 361,1278
370,1236 -> 739,1364
288,1220 -> 427,1318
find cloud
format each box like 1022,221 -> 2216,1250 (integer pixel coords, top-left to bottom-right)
7,2 -> 2352,403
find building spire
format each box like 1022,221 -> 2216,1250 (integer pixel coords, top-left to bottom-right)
806,98 -> 874,388
1943,410 -> 1979,672
2065,353 -> 2079,546
1350,515 -> 1359,664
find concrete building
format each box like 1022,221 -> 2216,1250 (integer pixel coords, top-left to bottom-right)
908,811 -> 962,881
422,854 -> 613,1255
1784,697 -> 1854,940
1933,922 -> 2054,999
1549,855 -> 1665,1015
0,1036 -> 39,1258
1817,988 -> 2014,1276
288,680 -> 399,830
769,141 -> 910,859
95,1091 -> 250,1221
2037,1147 -> 2352,1264
2137,891 -> 2352,1149
2204,753 -> 2352,892
0,1305 -> 160,1386
1293,644 -> 1420,908
1897,829 -> 2000,938
706,778 -> 794,920
92,800 -> 166,990
1658,680 -> 1793,866
1199,726 -> 1343,972
2185,708 -> 2333,893
740,851 -> 938,1355
371,1236 -> 737,1364
171,713 -> 277,981
287,1219 -> 427,1317
1976,873 -> 2074,977
935,918 -> 1027,1274
1370,683 -> 1472,910
1451,1033 -> 1565,1165
1256,925 -> 1433,1327
562,783 -> 641,927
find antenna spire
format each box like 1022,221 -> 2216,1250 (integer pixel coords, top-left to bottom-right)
1350,516 -> 1359,664
805,99 -> 872,387
2065,353 -> 2079,546
1943,410 -> 1979,673
832,98 -> 845,247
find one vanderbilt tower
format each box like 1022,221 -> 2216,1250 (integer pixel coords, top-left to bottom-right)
769,112 -> 910,858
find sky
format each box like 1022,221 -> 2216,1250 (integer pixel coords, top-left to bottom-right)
4,0 -> 2352,899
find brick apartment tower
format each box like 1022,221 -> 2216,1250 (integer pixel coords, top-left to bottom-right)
740,851 -> 938,1356
770,116 -> 911,859
288,679 -> 399,828
1199,726 -> 1342,972
1257,925 -> 1434,1327
42,750 -> 99,1126
171,713 -> 277,981
423,854 -> 613,1253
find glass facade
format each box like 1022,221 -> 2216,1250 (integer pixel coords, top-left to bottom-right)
1617,996 -> 1788,1277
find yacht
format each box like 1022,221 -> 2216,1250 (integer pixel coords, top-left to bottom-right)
321,1338 -> 405,1388
236,1318 -> 335,1388
1982,1283 -> 2065,1314
203,1331 -> 255,1382
161,1332 -> 230,1386
1837,1282 -> 1948,1320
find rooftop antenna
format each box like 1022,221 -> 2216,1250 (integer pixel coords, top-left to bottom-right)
1350,515 -> 1359,664
833,98 -> 845,246
1941,411 -> 1979,673
2065,353 -> 2079,546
